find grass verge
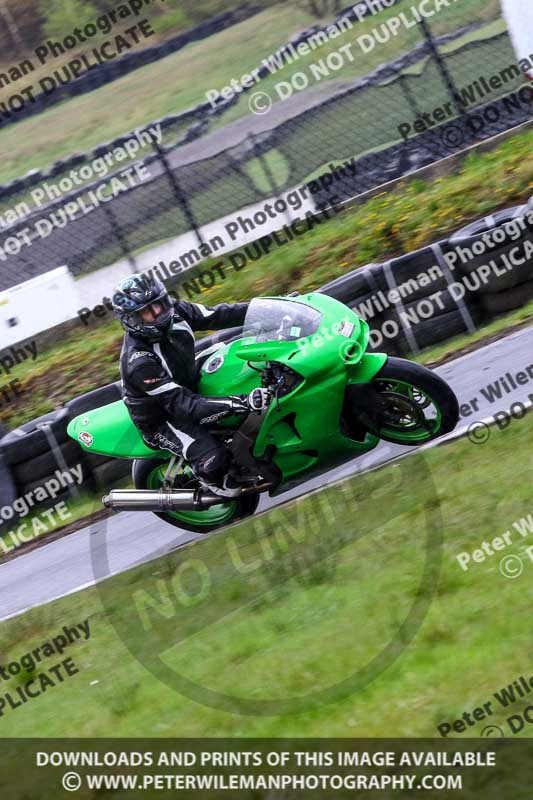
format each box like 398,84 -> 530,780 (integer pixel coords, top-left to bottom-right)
0,411 -> 531,741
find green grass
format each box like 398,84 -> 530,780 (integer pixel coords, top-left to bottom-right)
1,410 -> 532,744
0,0 -> 501,184
1,124 -> 531,431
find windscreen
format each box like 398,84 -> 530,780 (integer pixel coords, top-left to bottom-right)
243,298 -> 323,343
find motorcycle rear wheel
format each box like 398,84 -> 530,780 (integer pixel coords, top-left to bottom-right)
132,459 -> 260,533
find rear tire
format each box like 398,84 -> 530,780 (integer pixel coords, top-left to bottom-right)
132,458 -> 260,533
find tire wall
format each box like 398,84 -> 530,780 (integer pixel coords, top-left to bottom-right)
319,200 -> 533,355
0,383 -> 130,531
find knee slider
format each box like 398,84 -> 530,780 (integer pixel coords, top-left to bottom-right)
196,448 -> 230,481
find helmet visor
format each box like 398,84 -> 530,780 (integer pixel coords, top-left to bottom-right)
133,295 -> 172,330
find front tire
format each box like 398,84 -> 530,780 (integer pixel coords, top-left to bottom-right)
350,357 -> 459,446
132,458 -> 260,534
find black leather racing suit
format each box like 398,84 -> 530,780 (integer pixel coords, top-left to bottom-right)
120,298 -> 249,480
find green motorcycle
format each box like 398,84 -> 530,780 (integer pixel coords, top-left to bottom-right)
68,293 -> 459,533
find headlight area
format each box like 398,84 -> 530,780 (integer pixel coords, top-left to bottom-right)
254,362 -> 303,399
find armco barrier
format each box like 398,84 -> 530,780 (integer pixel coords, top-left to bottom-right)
1,197 -> 532,522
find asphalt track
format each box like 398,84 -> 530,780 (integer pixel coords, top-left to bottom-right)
0,325 -> 531,622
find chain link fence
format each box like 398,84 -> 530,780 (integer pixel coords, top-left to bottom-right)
0,9 -> 530,296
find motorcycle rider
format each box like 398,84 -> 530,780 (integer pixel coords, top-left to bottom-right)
112,273 -> 270,497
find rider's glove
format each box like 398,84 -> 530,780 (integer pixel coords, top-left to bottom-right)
229,389 -> 271,414
247,387 -> 272,412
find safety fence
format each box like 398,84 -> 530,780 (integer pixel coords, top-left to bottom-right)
0,2 -> 264,131
1,194 -> 532,530
0,0 -> 379,199
1,9 -> 526,294
0,0 -> 398,133
0,0 -> 398,144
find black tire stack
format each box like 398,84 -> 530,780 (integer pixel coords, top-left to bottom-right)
0,408 -> 92,514
64,382 -> 131,489
0,445 -> 16,517
0,382 -> 131,514
448,203 -> 533,315
320,244 -> 484,354
318,199 -> 533,354
390,243 -> 485,353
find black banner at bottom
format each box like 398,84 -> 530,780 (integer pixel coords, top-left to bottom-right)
0,738 -> 531,798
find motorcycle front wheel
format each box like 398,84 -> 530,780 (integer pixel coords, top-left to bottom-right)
132,459 -> 260,533
353,357 -> 460,446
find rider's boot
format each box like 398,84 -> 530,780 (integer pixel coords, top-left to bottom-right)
193,448 -> 241,499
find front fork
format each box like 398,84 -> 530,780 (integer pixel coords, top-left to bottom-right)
344,352 -> 389,428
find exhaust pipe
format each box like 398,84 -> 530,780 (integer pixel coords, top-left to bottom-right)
102,489 -> 223,513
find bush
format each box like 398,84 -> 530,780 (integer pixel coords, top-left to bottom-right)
40,0 -> 98,40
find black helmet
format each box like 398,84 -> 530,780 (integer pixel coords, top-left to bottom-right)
112,274 -> 173,340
